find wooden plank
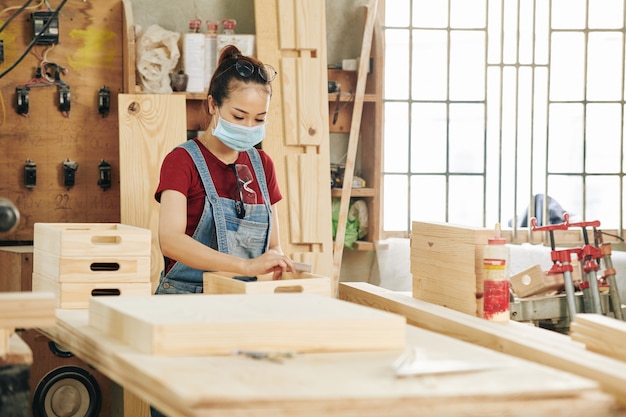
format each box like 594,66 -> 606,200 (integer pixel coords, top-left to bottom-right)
46,309 -> 621,417
88,293 -> 406,356
338,281 -> 626,407
0,292 -> 56,329
118,94 -> 187,288
569,314 -> 626,361
333,0 -> 379,291
122,0 -> 137,93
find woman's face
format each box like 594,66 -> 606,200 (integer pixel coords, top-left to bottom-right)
210,83 -> 271,127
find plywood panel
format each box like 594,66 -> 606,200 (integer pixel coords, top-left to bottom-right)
0,0 -> 124,242
118,94 -> 187,288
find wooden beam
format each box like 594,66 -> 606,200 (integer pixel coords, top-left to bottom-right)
338,282 -> 626,407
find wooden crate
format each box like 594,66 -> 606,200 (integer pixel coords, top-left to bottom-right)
411,221 -> 495,317
34,223 -> 151,258
0,246 -> 33,292
203,271 -> 331,296
33,249 -> 151,283
32,273 -> 152,309
88,293 -> 407,356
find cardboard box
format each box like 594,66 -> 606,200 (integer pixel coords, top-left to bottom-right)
204,271 -> 331,296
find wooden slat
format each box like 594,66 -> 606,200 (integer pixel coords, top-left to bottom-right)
338,281 -> 626,407
0,332 -> 32,366
570,314 -> 626,361
333,0 -> 379,292
118,94 -> 187,289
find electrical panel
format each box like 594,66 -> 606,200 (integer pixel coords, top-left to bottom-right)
32,11 -> 59,45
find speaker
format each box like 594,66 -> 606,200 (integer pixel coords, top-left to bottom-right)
19,329 -> 112,417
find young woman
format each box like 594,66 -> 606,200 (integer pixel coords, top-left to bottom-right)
154,45 -> 295,297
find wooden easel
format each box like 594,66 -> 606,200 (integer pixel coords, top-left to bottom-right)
332,0 -> 379,291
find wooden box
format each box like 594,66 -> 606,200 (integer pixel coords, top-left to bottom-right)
33,273 -> 152,309
34,223 -> 151,258
0,246 -> 33,292
88,293 -> 407,355
33,249 -> 151,283
203,271 -> 331,296
411,221 -> 495,317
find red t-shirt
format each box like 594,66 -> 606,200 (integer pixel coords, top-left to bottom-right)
155,138 -> 282,239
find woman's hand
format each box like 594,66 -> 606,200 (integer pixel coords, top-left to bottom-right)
245,250 -> 295,280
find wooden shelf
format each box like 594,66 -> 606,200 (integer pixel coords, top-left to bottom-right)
331,188 -> 376,197
328,93 -> 377,103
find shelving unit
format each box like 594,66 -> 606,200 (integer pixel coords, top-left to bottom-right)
328,1 -> 383,254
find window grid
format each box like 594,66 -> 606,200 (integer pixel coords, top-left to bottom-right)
383,0 -> 626,238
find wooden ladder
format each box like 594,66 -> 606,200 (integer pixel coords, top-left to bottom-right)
332,0 -> 379,291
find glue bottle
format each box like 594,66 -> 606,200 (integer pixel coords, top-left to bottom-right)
482,223 -> 510,322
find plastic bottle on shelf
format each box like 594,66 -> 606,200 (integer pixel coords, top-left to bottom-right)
183,18 -> 206,93
482,223 -> 510,322
204,20 -> 218,90
217,19 -> 256,59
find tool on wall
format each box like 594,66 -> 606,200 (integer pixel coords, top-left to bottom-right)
24,159 -> 37,189
16,86 -> 30,116
58,84 -> 70,117
98,160 -> 111,191
62,158 -> 78,189
98,86 -> 110,117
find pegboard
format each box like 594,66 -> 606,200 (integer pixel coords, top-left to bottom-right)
0,0 -> 124,242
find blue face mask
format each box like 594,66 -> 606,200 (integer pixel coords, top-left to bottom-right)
212,111 -> 266,151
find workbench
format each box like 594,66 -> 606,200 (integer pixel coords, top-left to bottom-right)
39,308 -> 620,417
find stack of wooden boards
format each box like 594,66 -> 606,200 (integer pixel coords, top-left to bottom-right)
411,221 -> 493,317
32,223 -> 153,308
570,313 -> 626,361
338,281 -> 626,410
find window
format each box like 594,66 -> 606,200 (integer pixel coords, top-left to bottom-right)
383,0 -> 626,237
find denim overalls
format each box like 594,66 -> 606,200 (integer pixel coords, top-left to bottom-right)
155,140 -> 272,294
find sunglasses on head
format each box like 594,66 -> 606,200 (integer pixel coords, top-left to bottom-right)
214,59 -> 277,83
229,164 -> 246,219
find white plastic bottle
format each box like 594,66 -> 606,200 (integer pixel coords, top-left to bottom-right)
482,223 -> 510,322
204,20 -> 218,90
183,18 -> 206,93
